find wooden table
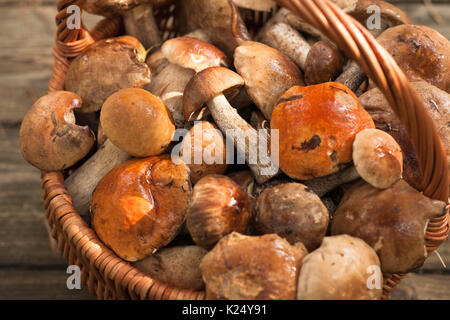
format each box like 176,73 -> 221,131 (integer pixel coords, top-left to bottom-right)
0,0 -> 449,300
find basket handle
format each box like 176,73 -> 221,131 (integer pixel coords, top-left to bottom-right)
275,0 -> 449,202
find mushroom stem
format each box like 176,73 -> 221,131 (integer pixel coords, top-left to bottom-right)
335,61 -> 367,93
207,94 -> 279,184
65,140 -> 131,218
123,3 -> 161,48
257,22 -> 311,70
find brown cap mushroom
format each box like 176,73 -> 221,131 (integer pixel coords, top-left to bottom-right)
234,41 -> 305,120
359,81 -> 450,193
376,25 -> 450,93
179,121 -> 228,184
200,232 -> 307,300
304,41 -> 344,85
186,175 -> 252,248
19,91 -> 95,171
134,245 -> 208,290
100,88 -> 175,157
331,180 -> 447,273
65,36 -> 151,113
183,67 -> 278,183
353,128 -> 403,189
271,82 -> 375,180
255,183 -> 329,251
91,155 -> 191,261
84,0 -> 172,16
297,235 -> 383,300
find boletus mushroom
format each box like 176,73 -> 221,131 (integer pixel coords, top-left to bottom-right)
100,88 -> 175,157
255,183 -> 329,251
271,82 -> 375,180
91,155 -> 191,261
65,36 -> 151,113
331,180 -> 447,273
179,121 -> 228,184
297,235 -> 383,300
186,175 -> 252,248
200,232 -> 308,300
19,91 -> 95,171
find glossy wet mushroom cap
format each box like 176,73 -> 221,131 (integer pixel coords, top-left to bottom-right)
186,175 -> 252,248
297,235 -> 383,300
234,41 -> 305,120
100,88 -> 175,157
179,121 -> 228,184
200,232 -> 308,300
91,155 -> 191,262
304,41 -> 344,85
271,82 -> 375,180
19,91 -> 95,171
255,183 -> 329,251
331,180 -> 447,273
65,36 -> 151,113
353,128 -> 403,189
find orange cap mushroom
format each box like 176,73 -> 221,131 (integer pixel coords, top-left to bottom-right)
91,155 -> 191,261
271,82 -> 375,180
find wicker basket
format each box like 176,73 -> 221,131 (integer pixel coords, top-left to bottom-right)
42,0 -> 449,300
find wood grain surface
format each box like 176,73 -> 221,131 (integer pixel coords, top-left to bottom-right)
0,0 -> 449,300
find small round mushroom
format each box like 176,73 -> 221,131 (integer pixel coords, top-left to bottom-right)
234,41 -> 305,120
100,88 -> 175,158
65,36 -> 151,113
200,232 -> 308,300
19,91 -> 95,171
179,121 -> 228,184
91,155 -> 191,262
271,82 -> 375,180
331,180 -> 447,273
359,81 -> 450,193
186,175 -> 252,248
376,25 -> 450,93
134,245 -> 208,290
304,41 -> 344,85
255,183 -> 329,251
297,235 -> 383,300
353,129 -> 403,189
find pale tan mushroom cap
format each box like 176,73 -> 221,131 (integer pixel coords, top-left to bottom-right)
297,235 -> 383,300
19,91 -> 95,171
353,128 -> 403,189
161,37 -> 229,73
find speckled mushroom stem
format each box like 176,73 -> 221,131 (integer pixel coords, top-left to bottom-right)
123,3 -> 162,48
207,94 -> 279,184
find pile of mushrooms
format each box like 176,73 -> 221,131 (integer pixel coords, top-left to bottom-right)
19,0 -> 450,300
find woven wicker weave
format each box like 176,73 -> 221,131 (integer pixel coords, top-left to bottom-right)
41,0 -> 449,300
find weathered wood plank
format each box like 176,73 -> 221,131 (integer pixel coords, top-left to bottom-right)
0,269 -> 94,299
390,274 -> 450,300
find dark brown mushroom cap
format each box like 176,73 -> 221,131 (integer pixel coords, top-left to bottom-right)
359,81 -> 450,194
376,25 -> 450,93
65,36 -> 151,113
304,41 -> 344,85
353,128 -> 403,189
179,121 -> 228,184
331,180 -> 447,273
186,175 -> 252,248
100,88 -> 175,157
19,91 -> 95,171
200,232 -> 308,300
91,155 -> 191,262
255,183 -> 329,251
183,67 -> 244,121
161,36 -> 229,72
234,41 -> 305,120
297,235 -> 383,300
